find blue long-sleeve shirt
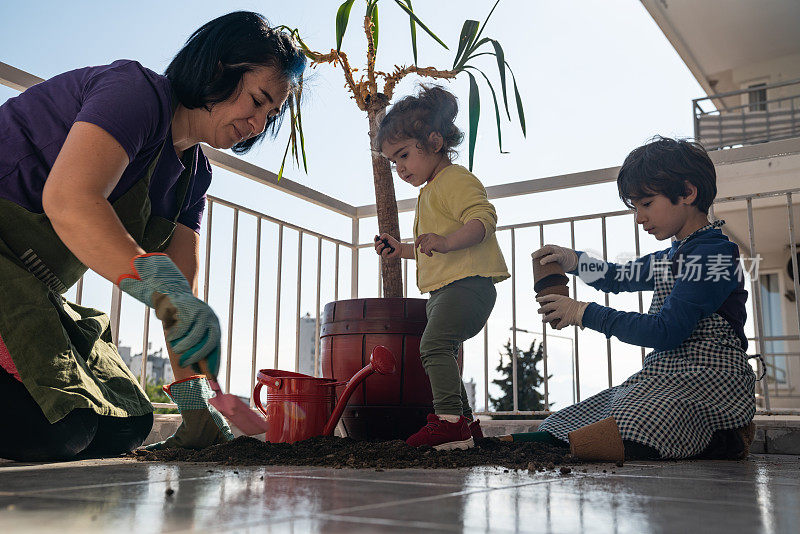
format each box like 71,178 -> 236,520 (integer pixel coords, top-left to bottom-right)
572,227 -> 748,352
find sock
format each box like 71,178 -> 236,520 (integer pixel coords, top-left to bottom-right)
438,414 -> 462,423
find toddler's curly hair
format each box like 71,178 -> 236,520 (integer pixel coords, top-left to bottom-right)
377,85 -> 463,160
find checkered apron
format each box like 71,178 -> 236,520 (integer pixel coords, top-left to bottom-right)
538,222 -> 756,458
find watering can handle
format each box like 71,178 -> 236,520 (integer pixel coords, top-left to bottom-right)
322,345 -> 396,436
252,382 -> 268,420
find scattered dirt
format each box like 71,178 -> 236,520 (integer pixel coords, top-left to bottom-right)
134,436 -> 578,471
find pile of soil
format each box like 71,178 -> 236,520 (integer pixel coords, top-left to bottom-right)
135,436 -> 578,471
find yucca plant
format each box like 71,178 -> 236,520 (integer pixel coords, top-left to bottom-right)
280,0 -> 525,297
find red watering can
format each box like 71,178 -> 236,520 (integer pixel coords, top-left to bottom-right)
253,345 -> 396,443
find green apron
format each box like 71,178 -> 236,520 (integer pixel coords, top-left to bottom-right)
0,137 -> 197,424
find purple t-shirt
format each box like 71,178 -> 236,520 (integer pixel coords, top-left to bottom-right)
0,60 -> 212,232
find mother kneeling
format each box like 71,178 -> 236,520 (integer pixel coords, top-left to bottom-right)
0,11 -> 305,461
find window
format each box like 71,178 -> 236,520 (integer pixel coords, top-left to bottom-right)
747,83 -> 767,112
760,273 -> 789,385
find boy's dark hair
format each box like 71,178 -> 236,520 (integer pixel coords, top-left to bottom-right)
376,85 -> 463,159
165,11 -> 306,154
617,136 -> 717,214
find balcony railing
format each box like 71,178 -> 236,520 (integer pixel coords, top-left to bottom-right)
694,78 -> 800,150
3,61 -> 800,416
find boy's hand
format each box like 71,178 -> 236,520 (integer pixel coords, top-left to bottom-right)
415,233 -> 449,257
532,244 -> 579,272
374,234 -> 401,259
536,294 -> 589,330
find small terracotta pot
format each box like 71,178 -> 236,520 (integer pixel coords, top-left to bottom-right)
534,273 -> 569,293
537,284 -> 569,298
567,417 -> 625,462
532,257 -> 566,284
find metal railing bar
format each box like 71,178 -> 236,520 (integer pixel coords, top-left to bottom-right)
570,220 -> 581,403
203,201 -> 213,302
295,231 -> 303,372
786,193 -> 800,352
747,198 -> 771,409
139,306 -> 150,387
538,224 -> 549,410
692,77 -> 800,104
351,218 -> 359,299
225,208 -> 239,391
75,276 -> 84,306
483,323 -> 489,412
274,225 -> 283,369
633,214 -> 645,364
334,243 -> 340,302
314,236 -> 322,377
602,217 -> 612,388
110,286 -> 122,347
250,218 -> 261,405
511,228 -> 518,412
207,195 -> 353,248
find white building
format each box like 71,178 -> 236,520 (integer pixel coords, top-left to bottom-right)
642,0 -> 800,409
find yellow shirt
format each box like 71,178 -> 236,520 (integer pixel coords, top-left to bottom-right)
413,164 -> 510,293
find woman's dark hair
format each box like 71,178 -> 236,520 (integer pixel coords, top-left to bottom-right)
617,136 -> 717,214
165,11 -> 306,154
376,85 -> 463,159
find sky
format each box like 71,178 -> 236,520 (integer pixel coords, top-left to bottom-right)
0,0 -> 712,410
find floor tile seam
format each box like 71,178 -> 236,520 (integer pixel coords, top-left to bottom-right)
600,472 -> 800,487
308,512 -> 482,532
257,471 -> 542,489
2,489 -> 306,514
7,474 -> 228,495
506,484 -> 793,511
315,476 -> 572,516
164,512 -> 309,534
0,459 -> 134,473
4,466 -> 318,495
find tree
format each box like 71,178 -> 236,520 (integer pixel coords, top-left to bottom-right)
145,381 -> 179,414
280,1 -> 526,296
490,339 -> 549,416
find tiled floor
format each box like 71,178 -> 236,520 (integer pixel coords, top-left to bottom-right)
1,455 -> 798,533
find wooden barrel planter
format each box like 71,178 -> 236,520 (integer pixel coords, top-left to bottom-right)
320,297 -> 462,441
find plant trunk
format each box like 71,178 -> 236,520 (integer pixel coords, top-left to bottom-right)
367,96 -> 403,297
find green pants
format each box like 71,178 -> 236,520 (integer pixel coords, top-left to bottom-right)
421,276 -> 496,417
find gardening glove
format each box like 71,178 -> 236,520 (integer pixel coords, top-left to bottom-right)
532,244 -> 578,272
536,294 -> 589,330
118,253 -> 221,376
144,376 -> 234,451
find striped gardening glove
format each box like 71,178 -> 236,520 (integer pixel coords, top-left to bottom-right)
144,376 -> 234,450
118,253 -> 221,376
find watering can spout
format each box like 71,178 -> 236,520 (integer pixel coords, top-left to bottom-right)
322,345 -> 396,436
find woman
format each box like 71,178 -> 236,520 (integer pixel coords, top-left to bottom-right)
0,11 -> 306,461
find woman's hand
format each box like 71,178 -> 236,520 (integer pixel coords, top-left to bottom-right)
415,233 -> 450,257
532,244 -> 579,272
119,253 -> 221,375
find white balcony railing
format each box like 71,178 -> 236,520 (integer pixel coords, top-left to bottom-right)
3,61 -> 800,416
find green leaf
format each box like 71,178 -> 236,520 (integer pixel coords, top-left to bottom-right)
405,0 -> 418,64
506,63 -> 526,137
371,3 -> 379,52
278,133 -> 291,181
473,0 -> 501,45
453,20 -> 479,70
393,0 -> 448,50
296,84 -> 308,172
466,71 -> 480,171
335,0 -> 356,52
466,66 -> 507,154
490,39 -> 510,119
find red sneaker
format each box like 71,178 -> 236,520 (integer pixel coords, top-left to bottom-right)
406,414 -> 474,450
469,419 -> 484,440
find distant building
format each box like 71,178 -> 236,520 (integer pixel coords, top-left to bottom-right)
297,313 -> 320,376
464,378 -> 477,412
120,343 -> 174,384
